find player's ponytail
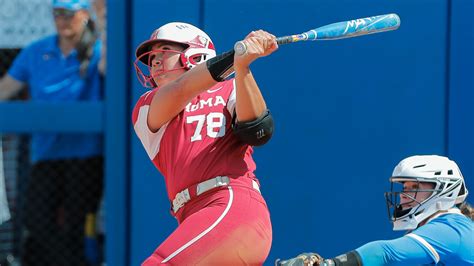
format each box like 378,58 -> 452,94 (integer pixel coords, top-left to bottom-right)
458,202 -> 474,220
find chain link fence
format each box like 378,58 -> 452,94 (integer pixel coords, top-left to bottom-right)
0,0 -> 55,48
1,48 -> 24,266
1,134 -> 105,266
0,0 -> 107,265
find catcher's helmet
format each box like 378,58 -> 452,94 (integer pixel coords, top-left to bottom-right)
134,22 -> 216,88
385,155 -> 469,231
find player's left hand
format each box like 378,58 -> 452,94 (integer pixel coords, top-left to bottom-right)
275,252 -> 324,266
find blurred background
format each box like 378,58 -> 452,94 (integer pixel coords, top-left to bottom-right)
0,0 -> 473,265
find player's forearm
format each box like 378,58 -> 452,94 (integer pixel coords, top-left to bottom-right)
0,88 -> 15,100
234,66 -> 267,122
355,237 -> 435,265
148,63 -> 217,130
0,75 -> 24,101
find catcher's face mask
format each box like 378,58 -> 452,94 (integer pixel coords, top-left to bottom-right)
383,155 -> 467,231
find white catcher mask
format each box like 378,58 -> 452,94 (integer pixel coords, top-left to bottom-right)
384,155 -> 469,231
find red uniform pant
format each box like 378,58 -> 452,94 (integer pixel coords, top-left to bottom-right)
142,177 -> 272,265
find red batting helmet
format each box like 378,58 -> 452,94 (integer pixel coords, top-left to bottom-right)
134,22 -> 216,88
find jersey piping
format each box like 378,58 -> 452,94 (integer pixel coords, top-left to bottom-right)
406,233 -> 440,264
161,186 -> 234,263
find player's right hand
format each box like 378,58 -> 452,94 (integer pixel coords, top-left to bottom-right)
275,252 -> 324,266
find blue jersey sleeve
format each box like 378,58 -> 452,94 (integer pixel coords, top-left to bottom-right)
411,215 -> 467,264
355,236 -> 435,265
7,44 -> 33,83
355,214 -> 471,265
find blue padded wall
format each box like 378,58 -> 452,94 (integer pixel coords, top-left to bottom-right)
125,0 -> 472,265
202,0 -> 447,261
448,0 -> 474,192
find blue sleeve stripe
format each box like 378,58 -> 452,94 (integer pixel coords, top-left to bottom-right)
406,233 -> 440,263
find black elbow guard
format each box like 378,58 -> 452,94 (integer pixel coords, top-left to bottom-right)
232,110 -> 274,146
206,50 -> 235,81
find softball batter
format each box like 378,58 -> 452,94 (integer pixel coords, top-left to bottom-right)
132,22 -> 278,265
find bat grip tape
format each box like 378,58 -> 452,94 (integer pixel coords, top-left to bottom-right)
276,36 -> 292,45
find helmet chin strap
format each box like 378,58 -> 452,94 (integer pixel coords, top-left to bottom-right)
394,205 -> 411,218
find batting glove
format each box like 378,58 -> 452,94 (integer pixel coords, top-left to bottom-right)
275,252 -> 324,266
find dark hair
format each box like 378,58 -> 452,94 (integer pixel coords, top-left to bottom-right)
76,18 -> 97,77
458,202 -> 474,220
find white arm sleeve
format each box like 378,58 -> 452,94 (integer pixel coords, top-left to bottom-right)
133,105 -> 169,160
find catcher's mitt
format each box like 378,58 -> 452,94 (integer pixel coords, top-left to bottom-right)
275,252 -> 324,266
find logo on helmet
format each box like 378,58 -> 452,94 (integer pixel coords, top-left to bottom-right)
175,24 -> 190,30
186,35 -> 211,49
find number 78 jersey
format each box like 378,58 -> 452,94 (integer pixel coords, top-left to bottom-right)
132,79 -> 257,201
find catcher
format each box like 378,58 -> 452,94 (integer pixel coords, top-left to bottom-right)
277,155 -> 473,266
